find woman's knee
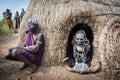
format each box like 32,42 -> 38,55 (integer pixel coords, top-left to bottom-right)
4,52 -> 12,59
9,47 -> 21,52
12,49 -> 21,57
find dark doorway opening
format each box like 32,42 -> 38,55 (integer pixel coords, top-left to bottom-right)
66,23 -> 94,64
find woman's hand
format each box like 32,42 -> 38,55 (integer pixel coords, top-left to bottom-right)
23,45 -> 39,53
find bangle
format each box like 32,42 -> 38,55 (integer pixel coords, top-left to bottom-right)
36,41 -> 42,44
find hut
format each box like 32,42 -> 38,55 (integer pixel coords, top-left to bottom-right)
20,0 -> 120,79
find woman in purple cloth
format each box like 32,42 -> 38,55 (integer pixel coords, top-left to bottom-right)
4,19 -> 45,74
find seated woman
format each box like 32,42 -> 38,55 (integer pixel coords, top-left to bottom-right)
4,19 -> 45,74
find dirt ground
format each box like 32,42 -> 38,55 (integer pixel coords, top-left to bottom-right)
0,34 -> 104,80
0,34 -> 19,57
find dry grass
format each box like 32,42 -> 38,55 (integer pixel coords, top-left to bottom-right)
99,18 -> 120,80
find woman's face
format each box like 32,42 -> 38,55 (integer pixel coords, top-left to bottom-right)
27,20 -> 38,33
27,24 -> 37,32
29,25 -> 36,31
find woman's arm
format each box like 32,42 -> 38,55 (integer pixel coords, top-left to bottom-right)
24,33 -> 44,53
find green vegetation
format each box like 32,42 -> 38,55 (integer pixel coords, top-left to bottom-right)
0,18 -> 18,35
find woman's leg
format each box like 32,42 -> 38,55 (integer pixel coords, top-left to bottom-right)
11,49 -> 32,70
5,47 -> 32,70
4,52 -> 18,61
11,49 -> 39,73
11,49 -> 32,65
4,47 -> 20,61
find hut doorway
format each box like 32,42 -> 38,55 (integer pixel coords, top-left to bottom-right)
66,23 -> 94,63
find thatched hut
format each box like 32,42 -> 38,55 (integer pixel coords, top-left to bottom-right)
19,0 -> 120,79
